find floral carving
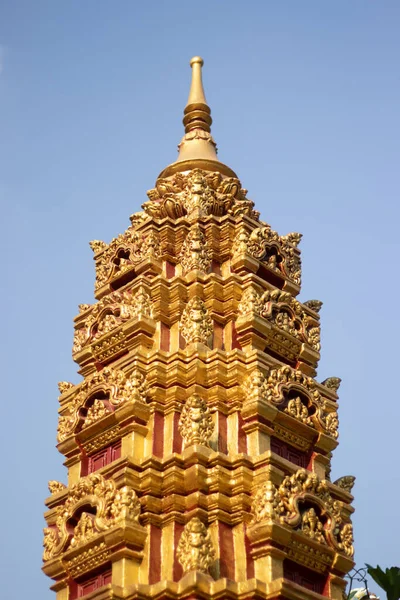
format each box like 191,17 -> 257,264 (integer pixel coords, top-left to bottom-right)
89,240 -> 107,253
72,287 -> 153,354
176,518 -> 215,574
57,367 -> 147,442
179,225 -> 211,274
251,468 -> 354,556
48,481 -> 66,495
237,287 -> 320,352
178,395 -> 214,448
43,473 -> 141,561
242,365 -> 338,439
58,381 -> 74,394
236,225 -> 302,285
179,297 -> 213,346
94,229 -> 160,290
144,169 -> 257,221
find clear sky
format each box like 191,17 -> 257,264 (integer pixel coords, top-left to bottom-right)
1,2 -> 399,598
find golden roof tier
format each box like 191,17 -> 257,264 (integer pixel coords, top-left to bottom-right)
43,57 -> 355,600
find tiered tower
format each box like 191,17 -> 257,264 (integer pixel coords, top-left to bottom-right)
43,57 -> 355,600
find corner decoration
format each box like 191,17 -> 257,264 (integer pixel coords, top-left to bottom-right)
251,468 -> 354,557
44,56 -> 357,600
43,473 -> 141,561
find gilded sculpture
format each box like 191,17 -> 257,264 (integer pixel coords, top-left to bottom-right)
179,296 -> 213,346
251,468 -> 354,557
176,518 -> 215,574
178,394 -> 214,448
43,473 -> 141,561
57,367 -> 147,442
179,224 -> 211,274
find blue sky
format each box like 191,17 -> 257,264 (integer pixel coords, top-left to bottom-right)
1,2 -> 399,598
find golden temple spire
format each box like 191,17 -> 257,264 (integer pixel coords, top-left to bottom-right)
158,56 -> 237,179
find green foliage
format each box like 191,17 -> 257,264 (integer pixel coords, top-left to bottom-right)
366,565 -> 400,600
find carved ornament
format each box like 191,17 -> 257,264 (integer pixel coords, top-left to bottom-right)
242,366 -> 338,439
94,229 -> 160,290
232,225 -> 302,284
179,296 -> 213,346
144,169 -> 258,220
58,381 -> 74,394
176,517 -> 215,574
57,367 -> 147,442
178,394 -> 214,448
333,476 -> 355,494
322,377 -> 342,392
43,473 -> 141,561
179,224 -> 211,275
73,287 -> 153,354
251,468 -> 353,556
48,481 -> 67,495
237,287 -> 320,352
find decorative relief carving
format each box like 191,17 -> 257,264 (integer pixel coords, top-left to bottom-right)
237,287 -> 320,352
179,225 -> 211,274
251,468 -> 354,556
285,397 -> 312,426
71,512 -> 96,548
89,240 -> 107,254
242,365 -> 337,439
179,297 -> 213,346
178,394 -> 214,448
232,225 -> 302,284
333,476 -> 355,494
301,508 -> 326,544
321,377 -> 342,392
48,481 -> 66,495
94,229 -> 160,290
57,367 -> 147,442
73,287 -> 153,354
83,400 -> 111,429
287,539 -> 332,573
144,169 -> 257,220
58,381 -> 74,394
42,473 -> 141,561
64,542 -> 110,578
304,300 -> 323,313
176,518 -> 215,574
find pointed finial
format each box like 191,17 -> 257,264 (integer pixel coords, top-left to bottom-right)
183,57 -> 212,133
157,56 -> 237,180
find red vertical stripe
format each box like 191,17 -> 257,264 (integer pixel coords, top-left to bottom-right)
149,524 -> 162,584
166,261 -> 176,278
218,522 -> 235,579
232,322 -> 241,350
160,323 -> 170,351
173,412 -> 182,453
218,413 -> 228,454
152,412 -> 164,458
245,525 -> 255,579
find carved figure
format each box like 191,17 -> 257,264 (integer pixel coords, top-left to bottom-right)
333,476 -> 355,494
83,400 -> 110,428
285,396 -> 310,425
70,512 -> 96,547
178,394 -> 214,448
110,486 -> 141,523
179,296 -> 213,346
301,508 -> 326,544
179,225 -> 211,274
176,518 -> 215,574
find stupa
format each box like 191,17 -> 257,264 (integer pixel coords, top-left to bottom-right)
43,57 -> 355,600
